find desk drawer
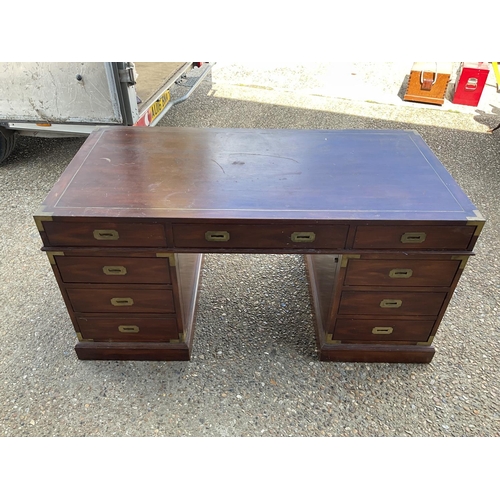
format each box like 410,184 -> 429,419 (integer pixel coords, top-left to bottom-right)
77,316 -> 180,342
338,291 -> 447,316
344,258 -> 461,287
173,223 -> 348,249
43,221 -> 167,247
67,288 -> 175,313
353,225 -> 475,250
56,256 -> 172,284
332,319 -> 435,342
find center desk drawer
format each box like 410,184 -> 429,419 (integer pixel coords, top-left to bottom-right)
339,291 -> 447,316
173,224 -> 348,249
42,221 -> 167,247
67,288 -> 175,313
56,256 -> 172,284
353,225 -> 475,250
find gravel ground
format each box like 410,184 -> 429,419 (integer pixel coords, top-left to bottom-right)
1,63 -> 499,440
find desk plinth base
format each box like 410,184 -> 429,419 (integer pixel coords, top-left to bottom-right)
318,344 -> 435,363
75,341 -> 192,361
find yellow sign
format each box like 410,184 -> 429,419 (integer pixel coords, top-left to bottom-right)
149,89 -> 171,123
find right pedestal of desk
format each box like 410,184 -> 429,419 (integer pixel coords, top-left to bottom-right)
306,221 -> 481,363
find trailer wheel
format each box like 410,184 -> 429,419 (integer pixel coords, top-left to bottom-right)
0,127 -> 17,164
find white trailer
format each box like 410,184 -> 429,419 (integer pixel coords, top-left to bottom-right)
0,62 -> 213,163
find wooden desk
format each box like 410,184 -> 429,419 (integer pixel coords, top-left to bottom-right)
34,127 -> 484,363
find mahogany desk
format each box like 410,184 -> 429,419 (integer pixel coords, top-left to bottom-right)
34,127 -> 484,363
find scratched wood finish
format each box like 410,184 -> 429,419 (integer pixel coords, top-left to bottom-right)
66,287 -> 176,314
338,291 -> 447,316
56,256 -> 172,284
75,342 -> 191,361
343,259 -> 461,287
319,344 -> 435,363
172,223 -> 349,249
38,127 -> 481,223
42,221 -> 168,247
353,225 -> 475,250
77,316 -> 180,342
333,318 -> 435,342
35,127 -> 484,363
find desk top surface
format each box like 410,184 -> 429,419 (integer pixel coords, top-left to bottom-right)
40,127 -> 480,221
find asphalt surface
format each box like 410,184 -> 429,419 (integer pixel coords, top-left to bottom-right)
1,62 -> 499,438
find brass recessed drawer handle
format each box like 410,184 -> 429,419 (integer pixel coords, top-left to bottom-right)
118,325 -> 140,333
103,266 -> 127,276
401,232 -> 426,243
291,231 -> 316,243
389,268 -> 413,278
110,297 -> 134,306
93,229 -> 119,240
372,327 -> 394,334
380,299 -> 402,308
205,231 -> 230,242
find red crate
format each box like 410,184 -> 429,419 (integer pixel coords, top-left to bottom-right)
452,62 -> 490,107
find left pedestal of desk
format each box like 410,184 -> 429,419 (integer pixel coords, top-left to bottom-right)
34,216 -> 202,361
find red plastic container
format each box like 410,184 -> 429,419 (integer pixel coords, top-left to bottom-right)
452,62 -> 490,106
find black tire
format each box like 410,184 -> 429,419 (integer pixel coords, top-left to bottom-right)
0,126 -> 18,164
